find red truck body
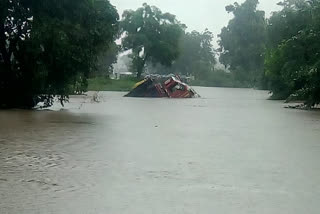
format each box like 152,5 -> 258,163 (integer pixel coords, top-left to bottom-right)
125,76 -> 199,98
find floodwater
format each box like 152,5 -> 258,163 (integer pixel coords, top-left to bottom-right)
1,87 -> 320,214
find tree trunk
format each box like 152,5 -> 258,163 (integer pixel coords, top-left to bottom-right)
136,54 -> 148,79
0,22 -> 10,68
0,21 -> 35,109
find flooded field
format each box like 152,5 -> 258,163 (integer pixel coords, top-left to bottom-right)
1,87 -> 320,214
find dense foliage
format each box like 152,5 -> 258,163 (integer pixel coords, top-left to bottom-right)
120,3 -> 185,78
218,0 -> 266,88
2,0 -> 319,108
93,42 -> 120,78
218,0 -> 320,107
171,29 -> 216,79
265,0 -> 320,107
0,0 -> 119,108
144,29 -> 216,78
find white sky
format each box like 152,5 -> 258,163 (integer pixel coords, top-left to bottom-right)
110,0 -> 281,47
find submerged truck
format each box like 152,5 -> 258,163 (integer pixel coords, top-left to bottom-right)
125,75 -> 199,98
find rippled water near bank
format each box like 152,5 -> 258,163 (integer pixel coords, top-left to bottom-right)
1,87 -> 320,214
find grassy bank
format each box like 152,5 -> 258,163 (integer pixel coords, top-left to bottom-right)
88,77 -> 137,92
190,70 -> 251,88
190,78 -> 249,89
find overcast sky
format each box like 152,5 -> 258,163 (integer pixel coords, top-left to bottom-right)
110,0 -> 281,47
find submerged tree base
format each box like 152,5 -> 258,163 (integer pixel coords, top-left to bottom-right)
0,92 -> 36,109
284,104 -> 320,111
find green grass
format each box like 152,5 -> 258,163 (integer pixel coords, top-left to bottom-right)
189,70 -> 251,89
88,77 -> 137,92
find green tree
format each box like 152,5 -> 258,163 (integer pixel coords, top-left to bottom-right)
0,0 -> 119,108
144,29 -> 216,79
93,42 -> 120,78
218,0 -> 266,87
265,0 -> 320,107
171,29 -> 216,79
266,0 -> 310,48
0,0 -> 33,107
120,3 -> 185,78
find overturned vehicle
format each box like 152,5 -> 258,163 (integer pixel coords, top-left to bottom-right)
125,75 -> 199,98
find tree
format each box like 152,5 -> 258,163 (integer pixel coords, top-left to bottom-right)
265,0 -> 320,107
0,0 -> 33,107
266,0 -> 311,48
0,0 -> 119,108
120,3 -> 185,78
144,29 -> 216,80
218,0 -> 266,87
172,29 -> 216,79
93,42 -> 120,78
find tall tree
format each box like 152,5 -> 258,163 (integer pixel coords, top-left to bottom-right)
144,29 -> 216,80
265,0 -> 320,107
93,42 -> 120,78
0,0 -> 119,108
120,3 -> 185,78
171,29 -> 216,79
218,0 -> 266,87
0,0 -> 33,107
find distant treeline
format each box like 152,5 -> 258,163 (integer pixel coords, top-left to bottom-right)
1,0 -> 319,108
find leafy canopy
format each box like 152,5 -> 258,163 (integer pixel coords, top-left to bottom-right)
0,0 -> 119,108
265,0 -> 320,106
219,0 -> 266,87
144,29 -> 216,80
120,3 -> 185,78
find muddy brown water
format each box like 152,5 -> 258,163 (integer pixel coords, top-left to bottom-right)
1,87 -> 320,214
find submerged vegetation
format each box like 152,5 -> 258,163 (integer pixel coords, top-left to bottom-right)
1,0 -> 320,108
